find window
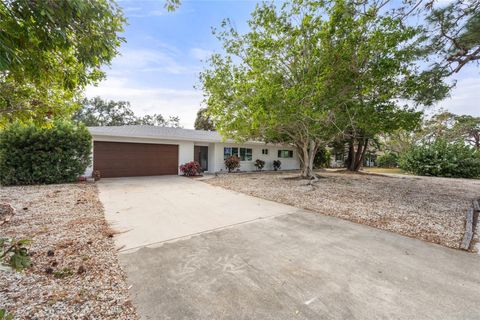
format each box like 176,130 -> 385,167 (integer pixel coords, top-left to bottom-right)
262,148 -> 269,155
240,148 -> 252,161
278,150 -> 293,158
224,147 -> 238,160
224,147 -> 252,161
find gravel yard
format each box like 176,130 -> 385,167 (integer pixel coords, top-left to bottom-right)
0,183 -> 137,319
206,171 -> 480,250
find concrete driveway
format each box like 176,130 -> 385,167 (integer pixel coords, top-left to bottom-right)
98,176 -> 300,251
99,176 -> 480,320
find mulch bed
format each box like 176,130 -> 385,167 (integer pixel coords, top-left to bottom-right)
0,183 -> 138,319
206,171 -> 480,250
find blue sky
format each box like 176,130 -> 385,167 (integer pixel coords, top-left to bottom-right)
86,0 -> 479,128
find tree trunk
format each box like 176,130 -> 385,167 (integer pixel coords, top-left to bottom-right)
347,138 -> 355,171
346,137 -> 369,172
297,140 -> 319,179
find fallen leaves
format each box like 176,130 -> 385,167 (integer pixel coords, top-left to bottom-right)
0,183 -> 138,319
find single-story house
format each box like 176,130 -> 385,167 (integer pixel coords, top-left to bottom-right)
86,125 -> 300,178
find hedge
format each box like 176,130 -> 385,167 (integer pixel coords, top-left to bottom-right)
399,139 -> 480,178
377,152 -> 399,168
0,121 -> 92,185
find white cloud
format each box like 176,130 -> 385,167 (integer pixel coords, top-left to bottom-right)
111,48 -> 195,75
436,76 -> 480,116
85,77 -> 204,128
190,48 -> 213,61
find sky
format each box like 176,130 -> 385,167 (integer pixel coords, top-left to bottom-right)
85,0 -> 480,129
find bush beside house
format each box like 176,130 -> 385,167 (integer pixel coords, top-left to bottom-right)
179,161 -> 201,176
224,156 -> 240,172
273,160 -> 281,171
399,139 -> 480,178
254,159 -> 265,171
0,121 -> 92,185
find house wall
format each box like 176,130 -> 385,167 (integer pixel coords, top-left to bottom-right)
212,142 -> 300,172
85,135 -> 300,177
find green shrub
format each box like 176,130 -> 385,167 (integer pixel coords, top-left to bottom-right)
254,159 -> 265,170
224,155 -> 240,172
314,146 -> 331,168
377,152 -> 399,168
0,121 -> 92,185
399,139 -> 480,178
273,160 -> 281,171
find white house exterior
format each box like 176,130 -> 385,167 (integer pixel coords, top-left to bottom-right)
86,125 -> 300,178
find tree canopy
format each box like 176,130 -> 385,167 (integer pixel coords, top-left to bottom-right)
200,0 -> 448,177
425,0 -> 480,75
194,108 -> 215,131
73,97 -> 181,128
0,0 -> 126,125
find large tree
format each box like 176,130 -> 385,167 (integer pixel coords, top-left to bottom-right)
0,0 -> 125,125
194,108 -> 215,131
73,97 -> 181,128
201,0 -> 448,176
425,0 -> 480,75
201,1 -> 352,178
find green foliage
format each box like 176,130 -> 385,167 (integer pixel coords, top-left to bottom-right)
0,308 -> 14,320
0,0 -> 125,124
314,147 -> 331,168
53,268 -> 74,279
73,97 -> 181,128
179,161 -> 201,176
273,160 -> 281,171
0,238 -> 32,272
399,139 -> 480,178
377,152 -> 399,168
425,0 -> 480,75
224,156 -> 240,173
254,159 -> 265,171
0,121 -> 92,185
194,108 -> 215,131
200,0 -> 448,177
452,115 -> 480,149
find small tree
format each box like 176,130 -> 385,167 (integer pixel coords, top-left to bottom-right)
0,121 -> 92,185
224,156 -> 240,173
399,139 -> 480,178
254,159 -> 265,171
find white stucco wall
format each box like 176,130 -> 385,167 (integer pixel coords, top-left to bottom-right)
212,143 -> 300,172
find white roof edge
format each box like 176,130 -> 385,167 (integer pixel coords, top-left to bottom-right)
90,132 -> 274,145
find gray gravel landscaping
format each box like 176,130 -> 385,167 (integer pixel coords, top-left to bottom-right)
0,183 -> 137,319
206,171 -> 480,250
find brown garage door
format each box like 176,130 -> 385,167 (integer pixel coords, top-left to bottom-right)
94,141 -> 179,178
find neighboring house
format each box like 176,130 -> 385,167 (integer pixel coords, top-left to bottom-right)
86,125 -> 300,178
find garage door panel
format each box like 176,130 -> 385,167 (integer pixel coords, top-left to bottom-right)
94,142 -> 179,178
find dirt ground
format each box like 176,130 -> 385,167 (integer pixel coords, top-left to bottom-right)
0,183 -> 138,319
206,171 -> 480,250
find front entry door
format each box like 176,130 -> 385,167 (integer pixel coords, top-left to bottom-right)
194,146 -> 208,172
